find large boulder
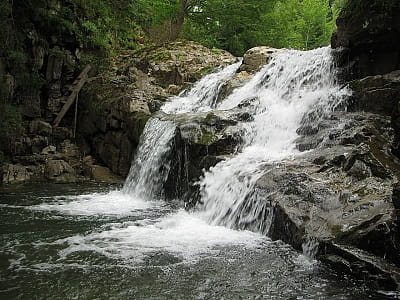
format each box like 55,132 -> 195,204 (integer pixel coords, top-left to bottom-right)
44,159 -> 77,183
239,46 -> 278,74
135,40 -> 237,87
2,164 -> 32,184
148,108 -> 254,201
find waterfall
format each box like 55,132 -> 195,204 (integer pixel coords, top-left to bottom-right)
199,47 -> 349,231
161,61 -> 241,114
123,62 -> 241,199
122,117 -> 176,200
123,47 -> 349,235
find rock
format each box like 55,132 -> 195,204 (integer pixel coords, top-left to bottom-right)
2,164 -> 31,184
393,183 -> 400,211
29,119 -> 53,136
239,46 -> 278,74
347,70 -> 400,116
217,71 -> 253,103
135,40 -> 237,88
78,41 -> 236,176
82,156 -> 122,183
41,145 -> 57,155
320,244 -> 400,290
52,127 -> 72,144
332,1 -> 400,80
20,90 -> 42,118
159,109 -> 250,199
46,47 -> 64,81
44,159 -> 77,183
30,136 -> 49,154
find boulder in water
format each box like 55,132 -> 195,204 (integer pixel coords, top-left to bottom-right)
239,46 -> 278,74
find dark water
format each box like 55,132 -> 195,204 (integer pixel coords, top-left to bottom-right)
0,184 -> 396,299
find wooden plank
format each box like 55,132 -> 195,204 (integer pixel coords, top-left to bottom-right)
53,65 -> 91,128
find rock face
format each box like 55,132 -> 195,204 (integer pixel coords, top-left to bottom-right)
252,110 -> 400,288
332,1 -> 400,80
78,40 -> 236,177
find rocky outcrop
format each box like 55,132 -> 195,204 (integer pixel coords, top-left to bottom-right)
246,109 -> 400,288
332,1 -> 400,80
159,109 -> 251,201
239,46 -> 278,74
135,40 -> 236,88
217,47 -> 278,104
78,41 -> 236,177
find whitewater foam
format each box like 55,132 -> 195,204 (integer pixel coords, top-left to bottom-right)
161,61 -> 241,114
55,210 -> 265,265
29,191 -> 166,217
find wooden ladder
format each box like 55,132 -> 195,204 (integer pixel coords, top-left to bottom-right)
53,64 -> 92,129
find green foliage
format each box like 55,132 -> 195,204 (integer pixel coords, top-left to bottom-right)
183,0 -> 337,55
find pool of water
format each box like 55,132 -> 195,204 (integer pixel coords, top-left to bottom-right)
0,184 -> 393,299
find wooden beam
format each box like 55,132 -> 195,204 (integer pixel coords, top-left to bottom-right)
53,64 -> 91,128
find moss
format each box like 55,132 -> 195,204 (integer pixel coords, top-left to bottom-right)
193,66 -> 214,80
177,55 -> 186,61
211,48 -> 223,55
149,51 -> 171,62
196,127 -> 219,146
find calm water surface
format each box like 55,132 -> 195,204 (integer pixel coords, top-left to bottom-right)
0,183 -> 393,299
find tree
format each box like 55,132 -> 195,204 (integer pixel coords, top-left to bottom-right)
183,0 -> 277,55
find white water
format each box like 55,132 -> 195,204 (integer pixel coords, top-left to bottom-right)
162,61 -> 241,114
54,210 -> 264,265
29,191 -> 166,217
122,118 -> 177,200
199,47 -> 350,229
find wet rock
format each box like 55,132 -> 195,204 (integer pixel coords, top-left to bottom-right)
320,244 -> 400,290
332,1 -> 400,80
348,70 -> 400,116
217,71 -> 253,103
160,109 -> 249,200
239,47 -> 278,74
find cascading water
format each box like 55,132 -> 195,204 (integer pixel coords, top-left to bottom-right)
162,60 -> 242,114
2,48 -> 383,299
122,117 -> 176,199
199,47 -> 350,231
123,47 -> 349,230
123,62 -> 242,200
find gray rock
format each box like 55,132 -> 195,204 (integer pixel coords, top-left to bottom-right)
2,164 -> 31,184
332,1 -> 400,79
239,46 -> 278,74
44,159 -> 77,183
29,119 -> 53,136
41,145 -> 57,155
